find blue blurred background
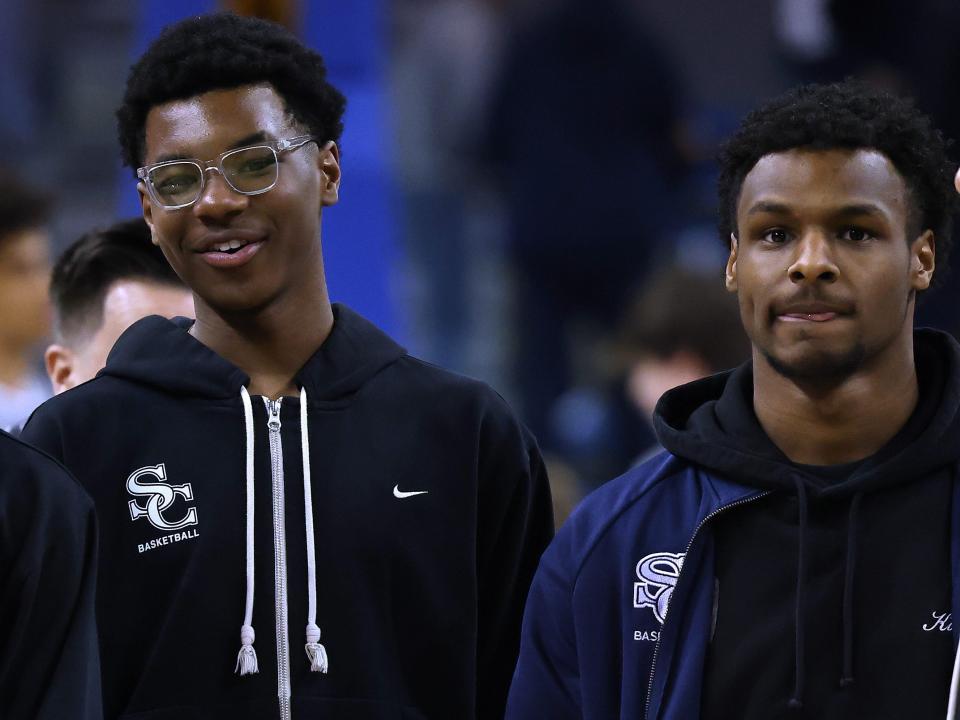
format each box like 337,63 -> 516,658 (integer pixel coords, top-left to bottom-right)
2,0 -> 958,519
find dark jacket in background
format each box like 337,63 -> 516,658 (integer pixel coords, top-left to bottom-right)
0,429 -> 101,720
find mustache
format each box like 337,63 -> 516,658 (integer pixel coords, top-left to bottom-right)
770,290 -> 855,316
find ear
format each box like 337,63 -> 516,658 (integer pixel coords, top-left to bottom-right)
725,233 -> 739,292
45,344 -> 77,395
138,183 -> 161,246
910,229 -> 935,291
318,141 -> 341,207
954,166 -> 960,195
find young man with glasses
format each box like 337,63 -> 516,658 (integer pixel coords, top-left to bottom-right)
22,13 -> 552,720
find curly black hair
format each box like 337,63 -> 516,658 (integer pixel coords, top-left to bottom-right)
717,80 -> 958,271
116,12 -> 346,173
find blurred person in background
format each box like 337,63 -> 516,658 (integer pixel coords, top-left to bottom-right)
45,218 -> 193,395
485,0 -> 687,456
619,266 -> 749,464
507,80 -> 960,718
391,0 -> 510,377
0,171 -> 52,431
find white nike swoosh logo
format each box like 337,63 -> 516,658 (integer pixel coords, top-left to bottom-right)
393,485 -> 429,499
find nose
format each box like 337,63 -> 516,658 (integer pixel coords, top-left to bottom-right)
192,168 -> 248,221
788,231 -> 838,285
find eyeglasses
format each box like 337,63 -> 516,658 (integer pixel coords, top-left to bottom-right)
137,135 -> 316,210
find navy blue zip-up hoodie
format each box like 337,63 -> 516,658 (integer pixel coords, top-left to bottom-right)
506,329 -> 960,719
0,429 -> 102,720
22,304 -> 553,720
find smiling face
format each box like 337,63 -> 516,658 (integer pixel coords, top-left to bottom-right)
139,84 -> 340,316
726,148 -> 934,382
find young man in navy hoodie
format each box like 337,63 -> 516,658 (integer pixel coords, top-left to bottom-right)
507,80 -> 960,719
21,13 -> 552,720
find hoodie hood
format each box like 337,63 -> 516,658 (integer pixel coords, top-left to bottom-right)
654,328 -> 960,498
100,303 -> 407,402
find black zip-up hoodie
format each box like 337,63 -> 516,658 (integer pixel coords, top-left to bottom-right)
653,329 -> 960,717
0,430 -> 102,719
21,304 -> 553,720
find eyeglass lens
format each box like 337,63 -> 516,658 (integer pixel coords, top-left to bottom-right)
148,146 -> 280,206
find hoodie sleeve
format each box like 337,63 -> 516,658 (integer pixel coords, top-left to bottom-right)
0,435 -> 103,720
475,400 -> 554,720
504,521 -> 582,720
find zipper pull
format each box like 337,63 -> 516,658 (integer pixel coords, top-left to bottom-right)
266,397 -> 283,432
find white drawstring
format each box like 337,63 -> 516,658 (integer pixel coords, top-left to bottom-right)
947,636 -> 960,719
236,387 -> 259,675
301,387 -> 329,673
234,386 -> 326,675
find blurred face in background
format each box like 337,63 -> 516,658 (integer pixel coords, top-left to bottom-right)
0,227 -> 52,353
45,279 -> 194,394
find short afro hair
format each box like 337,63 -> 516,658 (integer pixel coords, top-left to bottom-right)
117,12 -> 346,173
717,80 -> 958,271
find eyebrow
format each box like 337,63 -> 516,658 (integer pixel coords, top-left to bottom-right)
153,131 -> 272,164
746,201 -> 792,216
746,200 -> 888,220
832,203 -> 888,220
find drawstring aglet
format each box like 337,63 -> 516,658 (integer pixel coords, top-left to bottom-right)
840,675 -> 855,688
236,624 -> 259,675
305,622 -> 329,673
787,697 -> 803,711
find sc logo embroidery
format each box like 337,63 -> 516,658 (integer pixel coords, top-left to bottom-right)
127,463 -> 198,531
633,552 -> 685,624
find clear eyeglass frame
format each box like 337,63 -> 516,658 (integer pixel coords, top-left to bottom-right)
136,134 -> 316,210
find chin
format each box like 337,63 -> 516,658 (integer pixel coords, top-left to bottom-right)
201,287 -> 279,316
761,342 -> 867,382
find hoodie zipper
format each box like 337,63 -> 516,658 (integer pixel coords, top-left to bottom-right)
265,397 -> 293,720
643,491 -> 770,720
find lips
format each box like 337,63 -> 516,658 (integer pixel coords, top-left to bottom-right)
774,300 -> 852,324
780,311 -> 838,322
193,230 -> 266,269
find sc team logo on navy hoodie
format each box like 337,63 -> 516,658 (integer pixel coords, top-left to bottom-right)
127,462 -> 200,553
632,551 -> 684,642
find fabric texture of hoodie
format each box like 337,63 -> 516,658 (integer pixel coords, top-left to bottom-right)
656,330 -> 959,718
506,329 -> 960,720
21,304 -> 553,720
0,429 -> 102,720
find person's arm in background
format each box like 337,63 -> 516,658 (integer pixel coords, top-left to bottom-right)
504,518 -> 582,720
0,432 -> 102,720
476,396 -> 554,720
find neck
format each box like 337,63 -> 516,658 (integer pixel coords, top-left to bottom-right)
190,284 -> 334,400
753,332 -> 918,465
